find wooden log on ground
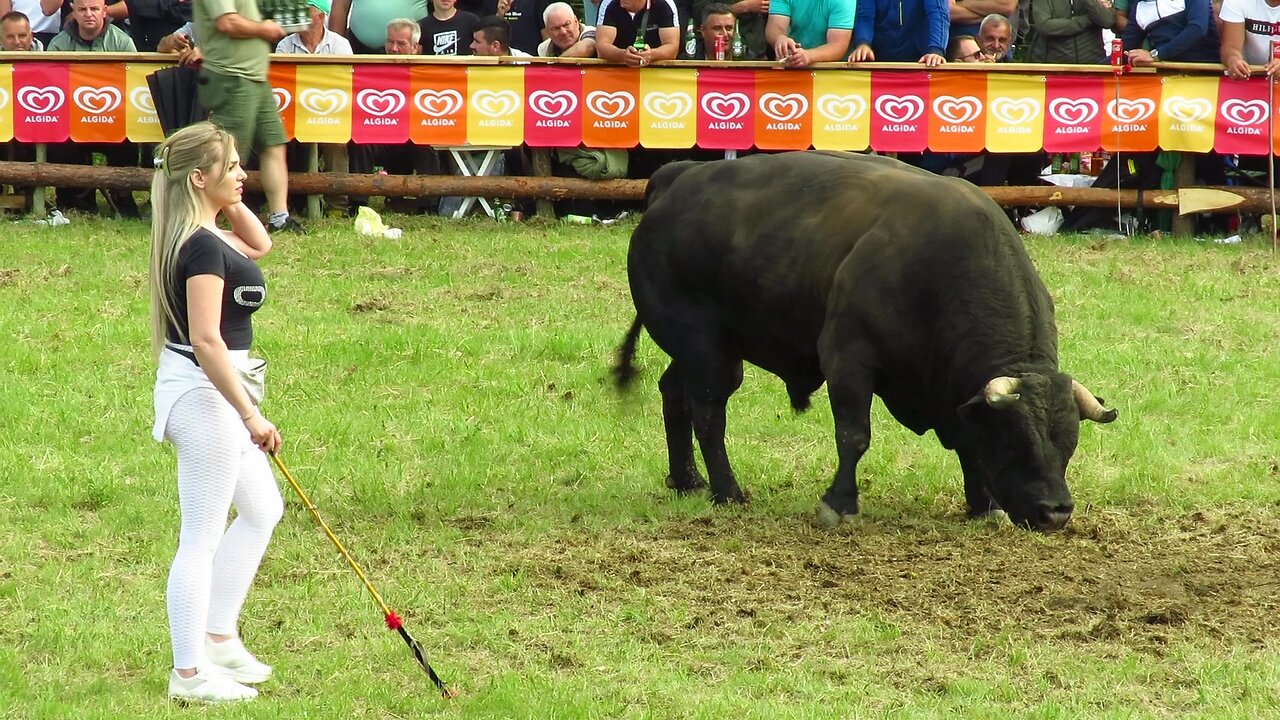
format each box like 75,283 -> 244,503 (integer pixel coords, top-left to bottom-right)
0,160 -> 1274,214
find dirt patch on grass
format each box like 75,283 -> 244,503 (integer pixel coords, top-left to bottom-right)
504,506 -> 1280,652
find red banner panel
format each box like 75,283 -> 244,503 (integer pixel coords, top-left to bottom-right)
1042,75 -> 1104,152
1215,77 -> 1269,156
14,63 -> 70,143
352,64 -> 410,144
696,68 -> 753,150
869,71 -> 928,152
524,64 -> 582,148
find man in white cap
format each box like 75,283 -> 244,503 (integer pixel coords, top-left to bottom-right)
276,0 -> 352,52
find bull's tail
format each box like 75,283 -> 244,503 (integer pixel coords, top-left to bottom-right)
612,316 -> 645,391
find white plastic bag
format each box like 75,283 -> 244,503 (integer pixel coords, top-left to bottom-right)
1020,207 -> 1064,235
353,206 -> 402,239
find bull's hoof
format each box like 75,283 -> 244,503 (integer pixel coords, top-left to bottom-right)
665,473 -> 707,494
710,487 -> 748,505
816,501 -> 859,528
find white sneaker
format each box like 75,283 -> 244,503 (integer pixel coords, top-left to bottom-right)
205,637 -> 272,684
168,669 -> 257,703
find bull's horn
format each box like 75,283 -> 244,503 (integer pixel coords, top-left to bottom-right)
1073,380 -> 1118,423
983,376 -> 1022,408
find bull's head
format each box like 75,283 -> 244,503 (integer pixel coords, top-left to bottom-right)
958,373 -> 1117,531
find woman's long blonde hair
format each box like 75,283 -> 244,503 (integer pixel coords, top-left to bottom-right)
148,122 -> 237,359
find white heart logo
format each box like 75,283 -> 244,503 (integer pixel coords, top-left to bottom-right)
1161,96 -> 1212,124
643,91 -> 692,120
129,86 -> 156,114
1107,97 -> 1155,123
17,86 -> 65,114
529,90 -> 578,119
0,88 -> 10,111
874,94 -> 924,123
932,95 -> 982,124
1221,98 -> 1269,126
272,87 -> 292,112
356,88 -> 405,117
1047,97 -> 1098,125
73,86 -> 122,114
414,88 -> 463,116
759,92 -> 808,122
700,91 -> 750,121
990,97 -> 1040,125
471,90 -> 521,118
816,94 -> 866,123
299,88 -> 349,116
585,90 -> 635,120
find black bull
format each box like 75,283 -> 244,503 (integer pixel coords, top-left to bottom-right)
613,151 -> 1117,532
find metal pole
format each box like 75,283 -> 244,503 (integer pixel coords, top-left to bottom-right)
33,144 -> 46,219
307,143 -> 321,220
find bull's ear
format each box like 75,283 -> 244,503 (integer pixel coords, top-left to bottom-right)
957,394 -> 987,421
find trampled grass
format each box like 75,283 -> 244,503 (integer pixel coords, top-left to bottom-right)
1,214 -> 1278,719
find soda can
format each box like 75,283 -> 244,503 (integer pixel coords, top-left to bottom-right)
714,35 -> 727,61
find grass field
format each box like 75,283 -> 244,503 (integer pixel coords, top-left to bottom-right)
1,214 -> 1278,719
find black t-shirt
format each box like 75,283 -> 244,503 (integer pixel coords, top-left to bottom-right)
476,0 -> 547,55
600,0 -> 675,50
165,227 -> 266,350
419,11 -> 479,55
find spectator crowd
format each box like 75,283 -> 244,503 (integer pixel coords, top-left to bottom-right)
0,0 -> 1271,222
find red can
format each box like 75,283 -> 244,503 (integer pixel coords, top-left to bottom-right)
1110,38 -> 1124,75
713,34 -> 727,61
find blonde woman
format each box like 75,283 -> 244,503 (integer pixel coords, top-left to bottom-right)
149,122 -> 283,703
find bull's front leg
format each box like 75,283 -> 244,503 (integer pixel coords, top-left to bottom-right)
958,449 -> 1004,521
658,364 -> 706,493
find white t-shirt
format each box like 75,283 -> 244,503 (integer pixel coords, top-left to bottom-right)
1220,0 -> 1280,64
11,0 -> 59,34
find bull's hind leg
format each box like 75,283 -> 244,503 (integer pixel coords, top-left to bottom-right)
817,352 -> 875,527
659,364 -> 706,493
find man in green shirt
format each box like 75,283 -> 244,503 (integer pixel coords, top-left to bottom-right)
46,0 -> 135,50
328,0 -> 429,53
196,0 -> 303,232
46,0 -> 141,217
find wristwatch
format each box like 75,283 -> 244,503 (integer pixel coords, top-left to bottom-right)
1149,47 -> 1160,61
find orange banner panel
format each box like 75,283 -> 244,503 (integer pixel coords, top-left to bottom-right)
69,62 -> 126,143
754,70 -> 812,150
1101,75 -> 1161,152
582,67 -> 640,148
410,65 -> 468,146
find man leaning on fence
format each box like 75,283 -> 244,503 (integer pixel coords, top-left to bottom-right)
764,0 -> 855,68
44,0 -> 142,218
596,0 -> 680,66
537,1 -> 596,57
195,0 -> 304,232
848,0 -> 948,66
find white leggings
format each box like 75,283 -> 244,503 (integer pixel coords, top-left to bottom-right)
165,388 -> 283,670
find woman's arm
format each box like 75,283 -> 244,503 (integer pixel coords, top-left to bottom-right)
187,274 -> 281,452
220,203 -> 272,260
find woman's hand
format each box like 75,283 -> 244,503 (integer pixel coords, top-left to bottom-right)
243,412 -> 282,454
